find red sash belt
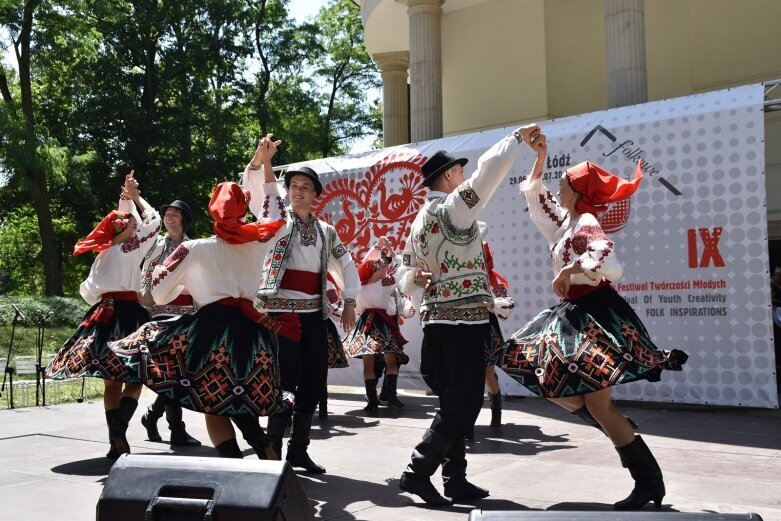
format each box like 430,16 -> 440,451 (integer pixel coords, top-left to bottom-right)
364,308 -> 407,346
81,291 -> 140,327
168,294 -> 194,306
280,269 -> 322,294
564,280 -> 610,302
215,297 -> 301,341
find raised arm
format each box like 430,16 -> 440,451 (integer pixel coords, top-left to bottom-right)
120,171 -> 161,254
241,134 -> 287,219
442,124 -> 540,230
519,132 -> 567,246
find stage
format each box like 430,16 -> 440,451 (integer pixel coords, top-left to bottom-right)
0,389 -> 778,520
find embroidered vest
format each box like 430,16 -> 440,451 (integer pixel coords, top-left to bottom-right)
256,210 -> 340,318
410,197 -> 492,311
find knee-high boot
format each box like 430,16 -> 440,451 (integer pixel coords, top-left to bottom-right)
441,436 -> 489,500
266,408 -> 291,461
489,391 -> 502,427
105,409 -> 119,459
614,435 -> 665,510
364,378 -> 379,412
214,438 -> 243,458
232,415 -> 278,460
399,429 -> 453,506
385,374 -> 404,408
108,396 -> 137,460
140,395 -> 165,442
286,412 -> 326,473
166,403 -> 201,446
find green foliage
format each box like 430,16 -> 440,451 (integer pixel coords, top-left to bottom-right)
0,0 -> 382,294
0,294 -> 88,327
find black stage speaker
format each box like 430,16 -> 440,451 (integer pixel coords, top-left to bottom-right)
97,454 -> 315,521
468,512 -> 764,521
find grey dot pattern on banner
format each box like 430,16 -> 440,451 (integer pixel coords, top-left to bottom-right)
480,91 -> 775,407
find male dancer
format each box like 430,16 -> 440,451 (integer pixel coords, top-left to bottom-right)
396,124 -> 540,505
139,199 -> 201,447
242,135 -> 360,473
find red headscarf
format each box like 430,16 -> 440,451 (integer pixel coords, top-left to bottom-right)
73,211 -> 131,255
482,241 -> 509,292
209,182 -> 285,244
566,160 -> 644,215
357,259 -> 385,286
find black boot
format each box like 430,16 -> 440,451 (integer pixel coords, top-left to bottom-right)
267,408 -> 292,461
286,412 -> 326,473
214,438 -> 243,458
573,405 -> 638,436
232,415 -> 278,460
442,436 -> 489,501
614,436 -> 665,510
166,403 -> 201,446
105,409 -> 119,459
385,374 -> 404,408
364,378 -> 380,413
108,396 -> 138,460
399,429 -> 453,506
318,386 -> 328,420
465,425 -> 475,441
140,395 -> 165,442
489,391 -> 502,427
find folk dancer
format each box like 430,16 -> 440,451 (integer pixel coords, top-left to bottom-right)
498,130 -> 687,510
396,124 -> 541,506
47,172 -> 161,459
241,135 -> 360,473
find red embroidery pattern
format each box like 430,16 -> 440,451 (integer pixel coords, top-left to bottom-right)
539,192 -> 564,227
310,151 -> 428,260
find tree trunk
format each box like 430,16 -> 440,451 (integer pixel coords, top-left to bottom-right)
16,0 -> 63,295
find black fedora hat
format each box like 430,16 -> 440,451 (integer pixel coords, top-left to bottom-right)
421,151 -> 468,187
284,166 -> 323,196
160,199 -> 192,224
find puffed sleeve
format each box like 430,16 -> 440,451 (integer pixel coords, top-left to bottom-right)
327,236 -> 360,301
570,213 -> 623,282
520,176 -> 567,247
241,164 -> 287,220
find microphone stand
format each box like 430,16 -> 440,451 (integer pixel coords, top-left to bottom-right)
35,310 -> 54,407
1,306 -> 25,409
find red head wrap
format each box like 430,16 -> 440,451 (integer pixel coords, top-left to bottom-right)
209,182 -> 285,244
357,259 -> 386,286
73,211 -> 131,255
566,160 -> 644,215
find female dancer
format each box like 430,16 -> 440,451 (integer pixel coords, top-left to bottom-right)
47,172 -> 160,459
499,130 -> 687,510
110,173 -> 298,458
343,237 -> 414,412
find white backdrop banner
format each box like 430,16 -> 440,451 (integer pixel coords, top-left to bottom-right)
292,83 -> 777,409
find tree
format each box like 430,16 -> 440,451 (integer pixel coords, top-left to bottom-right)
0,0 -> 63,295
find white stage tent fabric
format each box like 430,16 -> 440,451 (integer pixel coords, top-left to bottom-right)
287,83 -> 776,408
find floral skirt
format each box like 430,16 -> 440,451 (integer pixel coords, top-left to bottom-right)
46,299 -> 149,381
110,302 -> 283,416
498,285 -> 688,398
326,318 -> 350,369
343,310 -> 408,364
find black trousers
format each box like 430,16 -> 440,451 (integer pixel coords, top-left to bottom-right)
418,322 -> 489,441
272,311 -> 329,414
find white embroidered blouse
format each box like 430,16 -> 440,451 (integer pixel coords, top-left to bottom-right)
521,177 -> 623,286
79,197 -> 161,305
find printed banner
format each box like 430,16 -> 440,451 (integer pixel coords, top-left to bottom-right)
293,83 -> 776,408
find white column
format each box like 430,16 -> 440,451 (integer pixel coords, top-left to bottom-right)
605,0 -> 648,108
374,51 -> 410,147
407,0 -> 444,142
